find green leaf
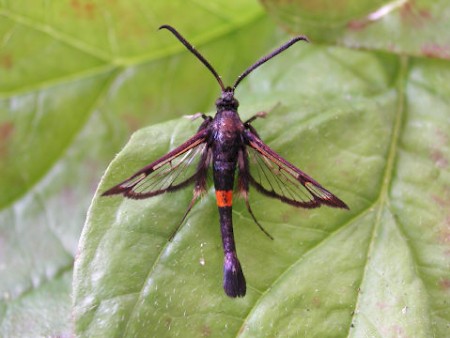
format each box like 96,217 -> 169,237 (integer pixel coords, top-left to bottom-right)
2,0 -> 449,336
0,1 -> 278,336
261,0 -> 450,59
74,39 -> 450,338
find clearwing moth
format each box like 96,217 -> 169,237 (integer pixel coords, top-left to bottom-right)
103,25 -> 349,297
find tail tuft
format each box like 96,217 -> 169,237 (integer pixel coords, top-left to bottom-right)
223,252 -> 246,297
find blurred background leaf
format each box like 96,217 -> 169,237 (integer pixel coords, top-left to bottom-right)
1,0 -> 449,337
261,0 -> 450,58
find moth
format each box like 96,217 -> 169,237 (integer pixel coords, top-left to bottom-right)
103,25 -> 348,297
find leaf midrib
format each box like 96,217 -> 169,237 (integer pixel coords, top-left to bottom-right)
343,54 -> 409,337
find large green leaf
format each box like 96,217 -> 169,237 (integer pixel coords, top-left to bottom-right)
0,1 -> 278,336
74,35 -> 449,338
1,0 -> 449,336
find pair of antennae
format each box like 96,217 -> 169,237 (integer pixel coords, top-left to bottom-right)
159,25 -> 309,91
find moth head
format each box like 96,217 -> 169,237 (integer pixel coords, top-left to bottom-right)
216,87 -> 239,111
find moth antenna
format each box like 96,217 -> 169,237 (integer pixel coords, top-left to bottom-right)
233,35 -> 309,90
159,25 -> 226,91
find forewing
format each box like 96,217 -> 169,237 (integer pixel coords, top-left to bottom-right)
102,128 -> 210,199
244,129 -> 348,209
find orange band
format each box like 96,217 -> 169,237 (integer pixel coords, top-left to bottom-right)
216,190 -> 233,207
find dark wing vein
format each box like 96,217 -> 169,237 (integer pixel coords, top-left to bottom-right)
244,129 -> 348,209
130,144 -> 206,196
102,129 -> 209,199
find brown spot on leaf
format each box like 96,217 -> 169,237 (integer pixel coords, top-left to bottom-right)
0,54 -> 13,69
70,0 -> 79,9
347,18 -> 371,31
421,43 -> 450,59
432,187 -> 450,243
434,214 -> 450,244
432,195 -> 447,208
0,122 -> 13,141
432,185 -> 450,208
443,216 -> 450,241
431,149 -> 448,169
400,0 -> 432,27
435,128 -> 448,145
438,278 -> 450,290
70,0 -> 96,19
0,122 -> 14,157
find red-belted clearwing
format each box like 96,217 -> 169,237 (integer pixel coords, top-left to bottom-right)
102,25 -> 349,298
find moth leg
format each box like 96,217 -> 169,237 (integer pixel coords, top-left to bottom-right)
244,112 -> 267,139
244,102 -> 282,125
243,194 -> 274,240
244,111 -> 267,125
168,192 -> 199,241
184,113 -> 210,121
237,149 -> 274,240
168,147 -> 211,241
